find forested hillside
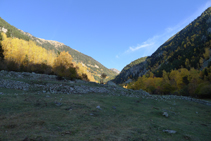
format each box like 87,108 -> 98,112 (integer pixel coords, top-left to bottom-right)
113,56 -> 147,84
113,7 -> 211,98
148,7 -> 211,77
0,17 -> 117,82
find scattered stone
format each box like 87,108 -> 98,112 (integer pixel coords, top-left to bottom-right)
163,130 -> 176,134
163,112 -> 168,117
43,91 -> 46,93
55,102 -> 62,106
46,95 -> 50,98
0,92 -> 3,95
90,113 -> 94,116
196,112 -> 198,114
96,105 -> 101,110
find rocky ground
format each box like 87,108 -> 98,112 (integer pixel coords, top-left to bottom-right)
0,70 -> 211,106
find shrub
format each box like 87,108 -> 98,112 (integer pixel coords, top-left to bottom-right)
161,83 -> 173,95
196,84 -> 211,98
195,82 -> 210,95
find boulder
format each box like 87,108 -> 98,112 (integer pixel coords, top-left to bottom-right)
163,130 -> 176,134
163,112 -> 169,117
106,81 -> 117,87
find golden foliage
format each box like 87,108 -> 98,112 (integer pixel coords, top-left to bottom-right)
1,33 -> 56,69
127,67 -> 211,97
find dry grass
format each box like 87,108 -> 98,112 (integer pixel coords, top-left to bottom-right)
0,87 -> 211,141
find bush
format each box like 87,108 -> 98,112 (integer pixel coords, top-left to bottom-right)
65,67 -> 78,80
195,82 -> 210,95
196,84 -> 211,98
161,83 -> 174,95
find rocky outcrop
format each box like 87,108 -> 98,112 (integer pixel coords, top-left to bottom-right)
110,68 -> 120,74
0,79 -> 30,90
0,27 -> 7,33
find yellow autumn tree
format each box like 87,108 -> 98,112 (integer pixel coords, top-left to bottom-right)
76,62 -> 96,82
53,51 -> 76,79
1,32 -> 56,72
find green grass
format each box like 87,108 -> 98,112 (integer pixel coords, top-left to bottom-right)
0,87 -> 211,141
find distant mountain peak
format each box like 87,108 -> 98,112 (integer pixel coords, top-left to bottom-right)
110,68 -> 120,74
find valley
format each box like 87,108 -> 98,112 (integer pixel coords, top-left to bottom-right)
0,3 -> 211,141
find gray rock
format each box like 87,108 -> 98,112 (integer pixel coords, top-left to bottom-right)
55,102 -> 62,106
96,105 -> 101,110
163,130 -> 176,134
106,81 -> 117,87
163,112 -> 168,117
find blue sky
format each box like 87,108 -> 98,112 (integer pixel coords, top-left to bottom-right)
1,0 -> 211,71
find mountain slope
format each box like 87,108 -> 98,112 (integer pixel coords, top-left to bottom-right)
0,17 -> 117,82
113,7 -> 211,84
113,56 -> 147,84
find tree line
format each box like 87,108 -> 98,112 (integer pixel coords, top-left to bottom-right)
127,67 -> 211,98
